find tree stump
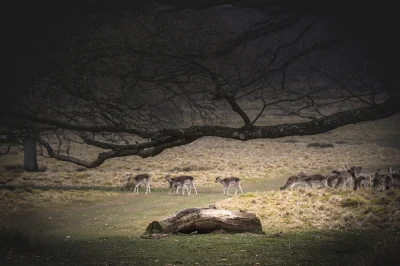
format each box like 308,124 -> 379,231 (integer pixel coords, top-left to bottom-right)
145,207 -> 263,235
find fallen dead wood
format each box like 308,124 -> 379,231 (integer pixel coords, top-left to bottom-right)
144,207 -> 263,235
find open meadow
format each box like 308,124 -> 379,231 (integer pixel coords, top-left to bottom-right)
1,113 -> 400,265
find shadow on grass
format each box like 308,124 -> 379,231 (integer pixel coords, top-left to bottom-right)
1,229 -> 399,266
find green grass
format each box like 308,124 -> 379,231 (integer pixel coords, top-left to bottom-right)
2,229 -> 394,266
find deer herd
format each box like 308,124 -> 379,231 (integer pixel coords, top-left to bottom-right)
125,165 -> 400,196
280,164 -> 400,192
125,173 -> 243,196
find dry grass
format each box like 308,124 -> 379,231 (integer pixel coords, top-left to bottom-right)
306,141 -> 335,148
216,188 -> 400,231
0,189 -> 119,213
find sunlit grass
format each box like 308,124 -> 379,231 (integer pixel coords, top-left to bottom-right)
217,188 -> 400,231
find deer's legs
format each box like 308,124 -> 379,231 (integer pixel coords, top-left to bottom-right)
175,185 -> 180,195
191,182 -> 198,195
146,182 -> 151,194
185,185 -> 191,197
168,183 -> 176,195
238,183 -> 243,194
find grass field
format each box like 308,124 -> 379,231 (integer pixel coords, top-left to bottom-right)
1,113 -> 400,265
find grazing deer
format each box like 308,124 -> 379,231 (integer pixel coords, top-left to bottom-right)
215,176 -> 243,196
334,172 -> 354,189
296,172 -> 328,188
126,174 -> 151,194
280,175 -> 307,190
372,168 -> 393,191
165,174 -> 198,196
279,172 -> 326,190
353,175 -> 372,191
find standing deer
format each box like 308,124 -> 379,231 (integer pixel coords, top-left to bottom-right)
344,164 -> 362,179
389,166 -> 400,189
327,169 -> 347,187
165,174 -> 198,196
372,168 -> 393,191
334,164 -> 362,189
334,172 -> 354,189
353,175 -> 372,191
215,176 -> 243,196
126,174 -> 151,194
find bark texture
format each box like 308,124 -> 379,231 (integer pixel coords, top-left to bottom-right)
145,207 -> 263,234
23,137 -> 39,172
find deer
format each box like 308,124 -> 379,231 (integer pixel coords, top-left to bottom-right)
126,174 -> 151,194
334,164 -> 362,189
334,172 -> 354,189
327,169 -> 347,187
280,172 -> 326,190
280,175 -> 307,190
215,176 -> 243,196
389,166 -> 400,189
372,168 -> 393,191
296,172 -> 328,188
344,163 -> 362,179
353,175 -> 372,191
165,174 -> 198,196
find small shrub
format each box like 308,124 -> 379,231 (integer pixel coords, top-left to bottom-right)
239,192 -> 257,198
75,173 -> 90,179
374,197 -> 391,205
340,196 -> 367,207
306,142 -> 334,148
3,164 -> 25,173
24,187 -> 33,193
386,191 -> 396,197
169,165 -> 211,172
36,177 -> 50,182
334,140 -> 348,144
395,196 -> 400,203
38,166 -> 48,172
283,139 -> 300,143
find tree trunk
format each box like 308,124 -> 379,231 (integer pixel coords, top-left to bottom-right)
24,137 -> 39,172
145,207 -> 263,235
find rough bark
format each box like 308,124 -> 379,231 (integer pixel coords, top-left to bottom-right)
23,137 -> 39,172
145,207 -> 263,235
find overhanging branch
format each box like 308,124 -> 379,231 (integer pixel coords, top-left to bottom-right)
158,97 -> 400,140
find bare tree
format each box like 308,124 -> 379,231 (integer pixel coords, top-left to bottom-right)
3,1 -> 399,168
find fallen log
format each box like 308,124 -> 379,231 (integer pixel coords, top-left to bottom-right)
145,207 -> 263,235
